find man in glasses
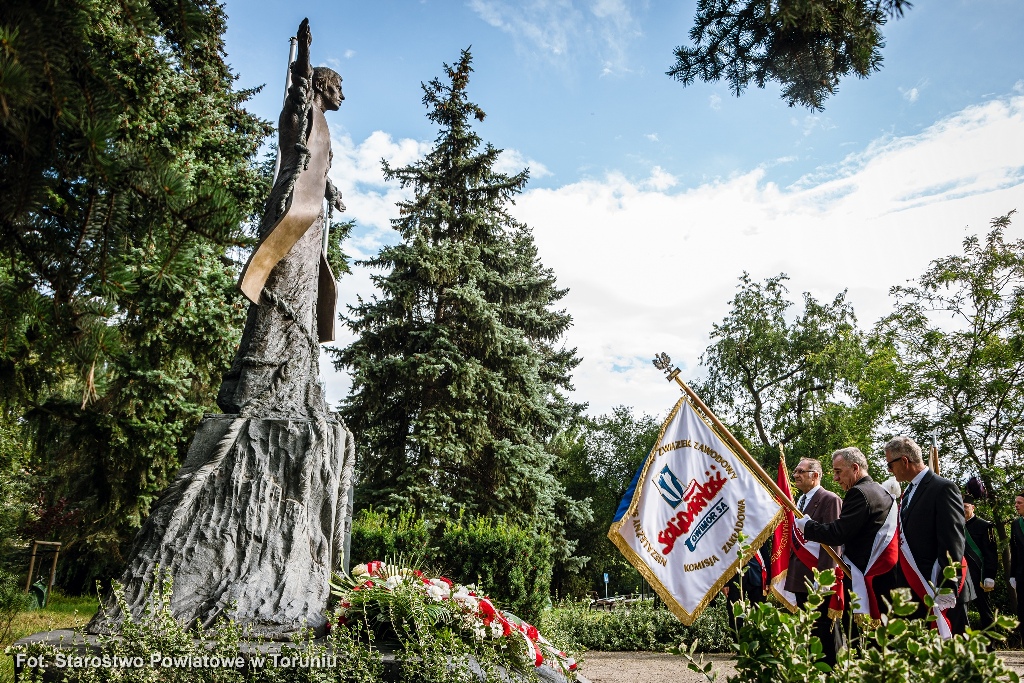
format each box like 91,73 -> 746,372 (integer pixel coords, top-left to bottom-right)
795,447 -> 897,625
886,435 -> 966,635
785,458 -> 842,665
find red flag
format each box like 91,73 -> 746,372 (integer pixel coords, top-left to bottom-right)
769,450 -> 798,612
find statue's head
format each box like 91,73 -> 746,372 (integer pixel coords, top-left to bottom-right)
312,67 -> 343,111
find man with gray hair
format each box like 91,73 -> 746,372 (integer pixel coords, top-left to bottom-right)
886,435 -> 966,635
796,447 -> 897,621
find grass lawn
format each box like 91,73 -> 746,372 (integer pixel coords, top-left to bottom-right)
2,591 -> 97,683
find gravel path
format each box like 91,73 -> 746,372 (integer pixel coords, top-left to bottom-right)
578,650 -> 1024,682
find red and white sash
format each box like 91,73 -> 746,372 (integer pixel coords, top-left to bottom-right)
846,499 -> 899,619
897,515 -> 962,639
793,515 -> 845,617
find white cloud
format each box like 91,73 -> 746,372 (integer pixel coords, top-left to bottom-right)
709,93 -> 722,111
319,93 -> 1024,420
468,0 -> 642,75
645,133 -> 658,142
344,49 -> 356,59
504,93 -> 1024,416
901,86 -> 920,103
495,148 -> 552,178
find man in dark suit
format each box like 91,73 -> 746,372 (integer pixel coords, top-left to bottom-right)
886,436 -> 966,633
956,492 -> 998,631
784,457 -> 843,665
1009,492 -> 1024,644
796,447 -> 896,620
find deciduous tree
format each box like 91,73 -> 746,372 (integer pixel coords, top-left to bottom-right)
697,272 -> 883,468
880,212 -> 1024,539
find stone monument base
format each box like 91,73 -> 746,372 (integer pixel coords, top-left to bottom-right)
86,413 -> 355,639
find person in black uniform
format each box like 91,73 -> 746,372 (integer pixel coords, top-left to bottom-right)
797,447 -> 897,611
1009,492 -> 1024,644
952,491 -> 998,632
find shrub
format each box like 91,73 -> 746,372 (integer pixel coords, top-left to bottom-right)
434,516 -> 553,624
350,507 -> 431,565
678,563 -> 1021,683
0,569 -> 29,644
540,597 -> 731,653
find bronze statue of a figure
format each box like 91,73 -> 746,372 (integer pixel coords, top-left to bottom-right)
87,19 -> 356,640
218,17 -> 343,418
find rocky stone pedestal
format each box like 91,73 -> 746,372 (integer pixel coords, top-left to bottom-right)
86,413 -> 355,639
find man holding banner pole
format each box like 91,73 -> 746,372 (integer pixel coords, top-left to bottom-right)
785,458 -> 843,665
795,447 -> 898,626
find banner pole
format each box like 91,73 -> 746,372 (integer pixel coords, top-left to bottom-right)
653,355 -> 850,575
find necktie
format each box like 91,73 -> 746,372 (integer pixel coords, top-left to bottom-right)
901,482 -> 915,517
798,494 -> 807,513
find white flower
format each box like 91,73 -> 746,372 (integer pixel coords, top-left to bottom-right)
384,575 -> 404,590
472,624 -> 486,640
488,621 -> 503,639
452,587 -> 479,611
426,584 -> 445,602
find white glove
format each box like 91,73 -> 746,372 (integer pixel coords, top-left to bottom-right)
794,516 -> 809,532
933,592 -> 957,612
983,578 -> 995,591
1011,577 -> 1018,590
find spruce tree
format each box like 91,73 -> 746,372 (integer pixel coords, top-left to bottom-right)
0,1 -> 271,586
333,49 -> 582,530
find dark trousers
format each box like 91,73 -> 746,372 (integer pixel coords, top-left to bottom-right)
952,579 -> 993,633
972,582 -> 994,630
1016,582 -> 1024,645
795,591 -> 842,667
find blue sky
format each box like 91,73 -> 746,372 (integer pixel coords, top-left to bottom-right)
222,1 -> 1024,418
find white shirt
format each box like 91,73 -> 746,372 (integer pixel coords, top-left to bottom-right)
902,467 -> 929,507
798,485 -> 821,512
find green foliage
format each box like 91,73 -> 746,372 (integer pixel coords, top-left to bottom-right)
350,507 -> 432,566
348,509 -> 554,626
330,563 -> 554,682
0,569 -> 29,644
435,515 -> 553,624
668,0 -> 911,110
696,272 -> 885,471
332,49 -> 583,544
7,577 -> 385,682
549,407 -> 661,597
541,598 -> 731,653
0,0 -> 271,588
678,563 -> 1020,683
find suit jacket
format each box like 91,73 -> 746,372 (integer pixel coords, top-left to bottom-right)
1010,516 -> 1024,582
898,470 -> 965,590
802,475 -> 894,574
964,515 -> 998,584
785,487 -> 842,593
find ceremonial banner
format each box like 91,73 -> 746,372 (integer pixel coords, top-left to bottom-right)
769,454 -> 798,612
607,396 -> 786,625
